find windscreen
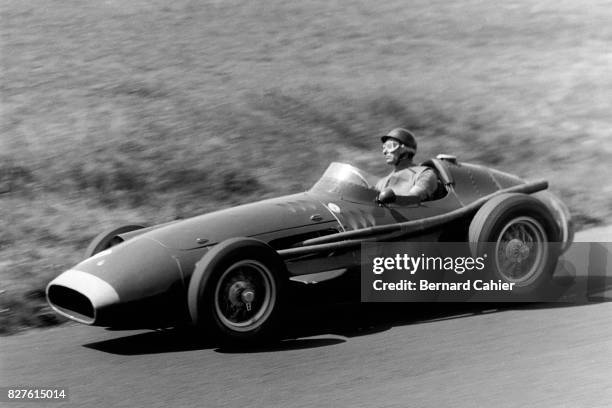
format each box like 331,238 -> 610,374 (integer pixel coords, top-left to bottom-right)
310,162 -> 379,203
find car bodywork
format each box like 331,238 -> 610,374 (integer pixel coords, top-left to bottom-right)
47,156 -> 573,330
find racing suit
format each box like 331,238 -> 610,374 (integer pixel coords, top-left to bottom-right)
376,160 -> 439,201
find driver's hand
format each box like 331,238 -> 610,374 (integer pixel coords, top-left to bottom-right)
376,188 -> 396,205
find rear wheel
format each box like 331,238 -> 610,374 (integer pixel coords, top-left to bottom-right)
84,224 -> 146,258
188,238 -> 286,344
469,193 -> 560,296
494,216 -> 547,286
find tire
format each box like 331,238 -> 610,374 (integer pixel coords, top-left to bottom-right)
187,238 -> 287,344
84,224 -> 146,258
469,193 -> 561,296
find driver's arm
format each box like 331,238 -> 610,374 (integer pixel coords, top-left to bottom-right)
375,176 -> 389,192
409,168 -> 439,201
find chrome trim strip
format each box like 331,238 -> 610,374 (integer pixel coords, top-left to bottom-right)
290,268 -> 347,284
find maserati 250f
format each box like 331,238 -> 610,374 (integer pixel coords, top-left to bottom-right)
47,155 -> 573,342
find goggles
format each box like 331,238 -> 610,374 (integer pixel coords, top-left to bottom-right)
382,139 -> 401,153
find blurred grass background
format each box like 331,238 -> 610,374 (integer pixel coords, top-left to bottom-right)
1,0 -> 611,333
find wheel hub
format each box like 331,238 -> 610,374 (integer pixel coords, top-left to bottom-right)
505,238 -> 530,263
227,281 -> 255,308
241,290 -> 255,303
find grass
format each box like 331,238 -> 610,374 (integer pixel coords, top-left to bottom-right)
1,0 -> 611,334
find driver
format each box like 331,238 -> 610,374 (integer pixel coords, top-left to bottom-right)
376,128 -> 438,201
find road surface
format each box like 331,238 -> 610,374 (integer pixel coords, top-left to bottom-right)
2,228 -> 611,407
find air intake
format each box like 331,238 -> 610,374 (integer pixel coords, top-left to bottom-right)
47,285 -> 95,324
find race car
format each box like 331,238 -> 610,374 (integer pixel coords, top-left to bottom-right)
46,155 -> 573,342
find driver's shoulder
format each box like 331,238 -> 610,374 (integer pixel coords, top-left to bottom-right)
396,165 -> 432,177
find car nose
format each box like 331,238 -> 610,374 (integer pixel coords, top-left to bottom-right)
46,269 -> 120,324
46,237 -> 182,325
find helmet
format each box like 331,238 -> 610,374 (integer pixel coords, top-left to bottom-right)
380,128 -> 417,153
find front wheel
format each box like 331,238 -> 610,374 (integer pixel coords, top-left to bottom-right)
188,238 -> 287,344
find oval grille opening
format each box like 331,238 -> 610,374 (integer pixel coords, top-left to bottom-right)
48,285 -> 95,323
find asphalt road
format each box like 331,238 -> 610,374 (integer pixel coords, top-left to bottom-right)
2,228 -> 611,408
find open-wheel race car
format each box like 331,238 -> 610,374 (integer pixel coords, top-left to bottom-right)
47,155 -> 573,342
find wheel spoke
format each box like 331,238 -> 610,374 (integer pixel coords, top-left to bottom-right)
526,234 -> 534,249
512,226 -> 521,240
513,260 -> 524,278
498,243 -> 507,258
502,259 -> 514,273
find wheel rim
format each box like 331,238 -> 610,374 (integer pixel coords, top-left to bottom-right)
494,216 -> 548,286
214,260 -> 276,332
